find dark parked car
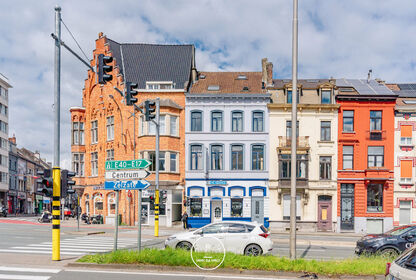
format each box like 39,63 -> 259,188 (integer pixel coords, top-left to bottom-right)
355,225 -> 416,257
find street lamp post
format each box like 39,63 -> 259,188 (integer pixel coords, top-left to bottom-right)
290,0 -> 299,260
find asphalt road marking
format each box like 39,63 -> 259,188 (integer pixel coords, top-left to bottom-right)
65,269 -> 287,279
0,266 -> 60,280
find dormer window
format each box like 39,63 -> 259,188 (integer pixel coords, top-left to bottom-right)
237,75 -> 247,80
321,90 -> 332,104
146,81 -> 174,90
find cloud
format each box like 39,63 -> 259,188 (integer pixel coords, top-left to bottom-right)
0,0 -> 415,168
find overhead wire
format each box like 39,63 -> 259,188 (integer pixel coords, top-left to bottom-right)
60,18 -> 90,62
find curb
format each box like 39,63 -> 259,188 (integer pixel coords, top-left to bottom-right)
66,262 -> 383,279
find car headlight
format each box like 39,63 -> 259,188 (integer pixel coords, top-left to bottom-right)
166,236 -> 176,241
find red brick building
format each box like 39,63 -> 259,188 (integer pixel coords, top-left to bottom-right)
71,33 -> 196,226
336,79 -> 397,234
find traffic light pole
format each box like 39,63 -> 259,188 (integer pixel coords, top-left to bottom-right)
154,98 -> 160,237
52,5 -> 61,262
114,190 -> 119,251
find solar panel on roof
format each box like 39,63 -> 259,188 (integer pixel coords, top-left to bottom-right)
403,100 -> 416,104
399,84 -> 416,90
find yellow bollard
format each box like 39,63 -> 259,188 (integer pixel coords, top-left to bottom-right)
52,167 -> 61,261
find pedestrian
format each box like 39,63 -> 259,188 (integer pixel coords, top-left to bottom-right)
181,211 -> 188,230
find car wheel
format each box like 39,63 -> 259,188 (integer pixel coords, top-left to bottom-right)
176,241 -> 192,251
244,244 -> 262,256
379,248 -> 399,258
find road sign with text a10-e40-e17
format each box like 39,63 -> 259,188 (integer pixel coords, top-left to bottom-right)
105,159 -> 151,170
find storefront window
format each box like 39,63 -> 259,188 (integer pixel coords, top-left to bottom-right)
367,184 -> 383,212
190,198 -> 202,217
231,198 -> 243,217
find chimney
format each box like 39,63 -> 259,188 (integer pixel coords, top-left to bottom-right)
8,135 -> 16,144
191,46 -> 197,83
266,62 -> 273,86
367,69 -> 372,83
34,150 -> 40,160
98,32 -> 104,38
261,58 -> 268,85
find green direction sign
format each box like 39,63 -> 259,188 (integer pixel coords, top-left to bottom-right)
105,159 -> 151,170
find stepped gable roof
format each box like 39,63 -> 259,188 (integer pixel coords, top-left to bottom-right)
190,72 -> 264,94
107,38 -> 193,90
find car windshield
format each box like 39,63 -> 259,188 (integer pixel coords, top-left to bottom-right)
385,226 -> 411,236
396,246 -> 416,271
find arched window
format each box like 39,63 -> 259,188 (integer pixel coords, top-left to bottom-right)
231,111 -> 243,132
211,111 -> 223,132
191,111 -> 202,131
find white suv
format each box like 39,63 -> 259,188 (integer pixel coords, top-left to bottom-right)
386,244 -> 416,279
165,221 -> 273,256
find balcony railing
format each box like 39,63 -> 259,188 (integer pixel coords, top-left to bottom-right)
278,136 -> 310,148
366,130 -> 386,141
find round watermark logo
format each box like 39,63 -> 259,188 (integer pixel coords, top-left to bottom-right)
190,236 -> 226,270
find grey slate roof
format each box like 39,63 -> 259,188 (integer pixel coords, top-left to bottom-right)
393,84 -> 416,97
336,79 -> 395,95
107,39 -> 194,90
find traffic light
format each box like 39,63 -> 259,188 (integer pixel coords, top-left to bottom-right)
37,169 -> 53,197
145,100 -> 156,121
97,54 -> 113,84
61,169 -> 76,198
125,82 -> 138,106
149,195 -> 155,204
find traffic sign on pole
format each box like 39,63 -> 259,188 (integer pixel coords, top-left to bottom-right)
104,180 -> 151,190
105,170 -> 150,181
105,159 -> 151,170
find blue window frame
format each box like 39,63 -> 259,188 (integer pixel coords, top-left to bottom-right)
232,111 -> 243,132
211,111 -> 223,132
190,144 -> 203,170
191,111 -> 202,131
252,111 -> 264,132
211,145 -> 223,170
321,90 -> 331,104
287,90 -> 292,104
251,144 -> 264,170
231,144 -> 244,170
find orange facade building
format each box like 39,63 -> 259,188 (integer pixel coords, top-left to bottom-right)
336,79 -> 397,234
71,33 -> 196,226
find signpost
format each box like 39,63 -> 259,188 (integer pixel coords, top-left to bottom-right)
105,160 -> 151,252
105,159 -> 151,170
105,170 -> 150,181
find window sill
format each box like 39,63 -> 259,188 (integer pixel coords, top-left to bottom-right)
88,176 -> 99,178
366,211 -> 384,214
138,135 -> 180,139
399,182 -> 414,186
342,131 -> 356,134
317,141 -> 334,144
399,144 -> 414,148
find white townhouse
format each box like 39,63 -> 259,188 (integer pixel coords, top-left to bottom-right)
0,73 -> 10,211
388,83 -> 416,227
185,68 -> 271,228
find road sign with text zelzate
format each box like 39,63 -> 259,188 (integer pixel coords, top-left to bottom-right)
104,180 -> 151,190
105,159 -> 151,170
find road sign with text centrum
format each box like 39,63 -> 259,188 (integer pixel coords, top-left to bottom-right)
105,159 -> 151,170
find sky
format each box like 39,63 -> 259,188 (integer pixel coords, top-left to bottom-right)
1,0 -> 415,168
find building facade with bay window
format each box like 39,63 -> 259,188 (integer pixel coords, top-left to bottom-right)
267,78 -> 339,232
336,79 -> 396,234
185,69 -> 270,228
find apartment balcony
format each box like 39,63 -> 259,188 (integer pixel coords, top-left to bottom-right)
366,130 -> 387,141
277,136 -> 310,152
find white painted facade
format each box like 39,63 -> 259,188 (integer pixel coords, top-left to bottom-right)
0,74 -> 10,210
185,92 -> 270,228
393,101 -> 416,227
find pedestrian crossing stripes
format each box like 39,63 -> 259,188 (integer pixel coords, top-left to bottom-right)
0,217 -> 38,222
0,235 -> 144,256
0,266 -> 60,280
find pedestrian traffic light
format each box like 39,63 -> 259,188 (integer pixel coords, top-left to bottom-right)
97,54 -> 113,84
61,169 -> 76,198
37,169 -> 53,197
125,82 -> 138,105
145,100 -> 156,121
